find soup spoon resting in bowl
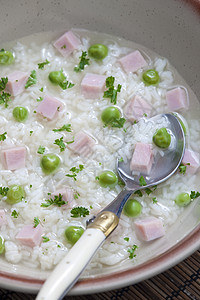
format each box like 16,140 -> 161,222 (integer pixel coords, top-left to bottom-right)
37,113 -> 185,300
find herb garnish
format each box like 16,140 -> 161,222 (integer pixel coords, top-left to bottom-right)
104,117 -> 125,129
53,124 -> 72,132
66,164 -> 84,181
74,191 -> 80,200
127,244 -> 138,259
139,176 -> 147,186
124,237 -> 129,242
37,146 -> 45,154
33,217 -> 40,228
25,70 -> 37,88
30,130 -> 33,136
36,96 -> 43,102
0,77 -> 11,108
38,59 -> 50,69
179,163 -> 190,175
74,51 -> 90,72
103,76 -> 122,105
59,80 -> 75,90
54,137 -> 66,152
11,210 -> 19,218
70,206 -> 89,218
41,193 -> 66,208
118,157 -> 124,162
152,197 -> 158,204
190,191 -> 200,200
42,236 -> 50,243
134,190 -> 143,197
0,132 -> 7,141
0,186 -> 9,196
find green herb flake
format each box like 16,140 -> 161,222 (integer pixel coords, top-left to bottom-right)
127,244 -> 138,259
145,188 -> 153,195
25,70 -> 37,89
42,236 -> 50,243
53,124 -> 72,132
90,205 -> 93,209
118,157 -> 124,162
30,184 -> 33,188
33,217 -> 40,228
29,130 -> 33,136
0,77 -> 11,108
0,132 -> 7,141
40,87 -> 44,92
38,59 -> 50,70
54,137 -> 66,152
41,193 -> 66,208
70,206 -> 89,218
74,51 -> 90,72
11,210 -> 19,218
0,186 -> 9,196
179,163 -> 190,175
95,176 -> 100,181
152,197 -> 158,204
134,190 -> 143,197
139,176 -> 147,186
61,44 -> 66,49
104,117 -> 125,129
66,164 -> 84,181
190,191 -> 200,200
74,191 -> 80,200
103,76 -> 122,105
37,146 -> 45,154
37,96 -> 43,102
143,113 -> 147,117
59,80 -> 75,90
124,237 -> 129,242
57,244 -> 61,248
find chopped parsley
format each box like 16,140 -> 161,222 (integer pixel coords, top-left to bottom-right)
40,87 -> 44,92
0,186 -> 9,196
152,197 -> 158,204
0,77 -> 11,108
61,44 -> 66,49
38,59 -> 50,69
25,70 -> 37,88
41,194 -> 66,208
66,164 -> 84,181
36,96 -> 43,102
134,190 -> 143,197
190,191 -> 200,200
53,124 -> 72,132
59,80 -> 75,90
70,206 -> 89,218
139,176 -> 147,186
105,117 -> 125,129
0,132 -> 7,141
179,163 -> 190,175
127,244 -> 138,259
37,146 -> 45,154
145,188 -> 153,195
33,217 -> 40,228
11,210 -> 19,218
54,137 -> 66,152
0,77 -> 8,91
74,51 -> 90,72
124,237 -> 129,242
30,130 -> 33,136
118,157 -> 124,162
103,76 -> 122,105
42,236 -> 50,243
30,184 -> 32,188
74,191 -> 80,200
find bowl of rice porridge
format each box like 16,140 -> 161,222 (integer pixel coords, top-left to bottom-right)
0,0 -> 199,295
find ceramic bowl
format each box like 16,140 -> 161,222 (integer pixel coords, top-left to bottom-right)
0,0 -> 199,295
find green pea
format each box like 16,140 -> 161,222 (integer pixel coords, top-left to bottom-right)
40,153 -> 60,174
98,170 -> 118,188
6,185 -> 25,205
123,199 -> 142,217
153,127 -> 171,148
0,50 -> 15,65
101,106 -> 121,125
142,69 -> 160,85
88,44 -> 108,60
13,107 -> 28,122
49,71 -> 65,85
65,226 -> 84,245
175,193 -> 191,207
0,237 -> 5,254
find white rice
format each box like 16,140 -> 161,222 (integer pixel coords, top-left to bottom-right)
0,29 -> 199,273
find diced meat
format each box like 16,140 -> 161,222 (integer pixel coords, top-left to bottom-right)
53,31 -> 81,57
134,217 -> 165,241
52,188 -> 75,208
1,147 -> 26,170
5,71 -> 28,96
124,95 -> 152,122
36,95 -> 63,120
0,209 -> 7,226
130,143 -> 153,174
67,131 -> 95,156
182,149 -> 200,174
119,50 -> 148,73
81,73 -> 106,98
16,224 -> 43,247
166,87 -> 189,111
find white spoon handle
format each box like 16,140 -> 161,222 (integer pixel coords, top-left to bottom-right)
36,228 -> 106,300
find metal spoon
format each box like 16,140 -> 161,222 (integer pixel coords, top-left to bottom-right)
37,113 -> 185,300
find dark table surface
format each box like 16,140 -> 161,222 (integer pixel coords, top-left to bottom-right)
0,249 -> 199,300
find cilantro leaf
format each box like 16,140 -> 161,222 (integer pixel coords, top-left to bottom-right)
0,132 -> 7,141
139,176 -> 147,186
179,163 -> 190,175
74,51 -> 90,72
0,186 -> 9,196
53,124 -> 72,132
70,206 -> 89,218
38,59 -> 50,70
25,70 -> 37,89
127,244 -> 138,259
33,217 -> 40,228
152,197 -> 158,204
11,210 -> 19,218
54,137 -> 66,152
66,164 -> 84,181
103,76 -> 122,104
41,193 -> 66,208
37,146 -> 45,154
190,191 -> 200,200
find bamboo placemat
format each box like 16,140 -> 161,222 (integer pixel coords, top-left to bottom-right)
0,249 -> 199,300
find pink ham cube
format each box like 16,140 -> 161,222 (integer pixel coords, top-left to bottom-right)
5,71 -> 28,96
52,188 -> 75,208
166,87 -> 189,111
124,95 -> 152,122
36,95 -> 63,120
181,149 -> 200,174
135,217 -> 165,241
1,147 -> 26,170
81,73 -> 106,98
16,224 -> 43,247
119,50 -> 148,73
130,143 -> 153,174
53,31 -> 81,56
67,131 -> 95,156
0,209 -> 7,226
